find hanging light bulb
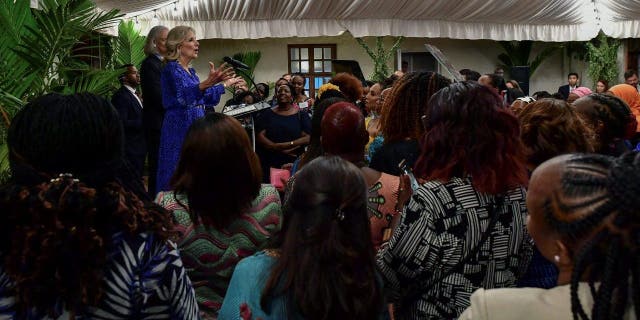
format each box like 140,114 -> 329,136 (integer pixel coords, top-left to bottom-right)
151,9 -> 159,25
172,1 -> 180,17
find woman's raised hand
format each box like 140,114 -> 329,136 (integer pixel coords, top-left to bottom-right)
207,61 -> 235,86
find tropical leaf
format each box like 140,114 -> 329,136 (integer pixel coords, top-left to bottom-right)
62,69 -> 122,97
0,142 -> 8,185
13,0 -> 121,94
529,45 -> 560,76
111,20 -> 146,68
497,40 -> 560,77
231,51 -> 262,89
0,0 -> 37,105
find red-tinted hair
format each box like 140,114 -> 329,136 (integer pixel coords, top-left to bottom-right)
321,102 -> 368,163
414,81 -> 528,194
329,73 -> 363,103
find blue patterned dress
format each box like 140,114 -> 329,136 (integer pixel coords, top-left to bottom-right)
156,61 -> 225,194
0,232 -> 199,319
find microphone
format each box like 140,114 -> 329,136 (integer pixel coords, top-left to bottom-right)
223,56 -> 249,70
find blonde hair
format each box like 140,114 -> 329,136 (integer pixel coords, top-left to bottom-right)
165,26 -> 195,61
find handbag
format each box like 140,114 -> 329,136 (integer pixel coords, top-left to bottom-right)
396,195 -> 505,315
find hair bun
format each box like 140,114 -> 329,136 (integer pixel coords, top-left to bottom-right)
607,152 -> 640,213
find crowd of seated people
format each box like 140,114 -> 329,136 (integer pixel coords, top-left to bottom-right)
4,25 -> 640,320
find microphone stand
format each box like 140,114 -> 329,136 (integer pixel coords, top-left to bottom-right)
231,66 -> 259,151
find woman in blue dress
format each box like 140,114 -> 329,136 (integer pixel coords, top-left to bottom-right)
156,26 -> 238,194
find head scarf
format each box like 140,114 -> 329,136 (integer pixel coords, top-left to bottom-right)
609,84 -> 640,132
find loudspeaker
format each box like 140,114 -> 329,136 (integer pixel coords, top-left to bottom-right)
331,60 -> 366,87
511,66 -> 530,95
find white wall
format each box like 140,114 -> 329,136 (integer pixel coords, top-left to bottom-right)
193,33 -> 596,110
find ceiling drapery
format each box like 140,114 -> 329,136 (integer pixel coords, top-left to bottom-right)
94,0 -> 639,41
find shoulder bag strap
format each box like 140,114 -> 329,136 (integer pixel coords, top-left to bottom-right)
399,195 -> 505,307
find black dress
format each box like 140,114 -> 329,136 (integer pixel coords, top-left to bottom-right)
255,108 -> 311,182
369,139 -> 420,176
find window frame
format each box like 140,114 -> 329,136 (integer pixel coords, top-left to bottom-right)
287,44 -> 337,98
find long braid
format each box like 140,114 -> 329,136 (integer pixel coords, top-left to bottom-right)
379,72 -> 450,143
592,234 -> 619,319
545,152 -> 640,320
568,232 -> 601,320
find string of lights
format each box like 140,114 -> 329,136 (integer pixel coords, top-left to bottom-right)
127,0 -> 199,25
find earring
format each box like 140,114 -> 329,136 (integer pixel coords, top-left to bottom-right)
554,255 -> 560,263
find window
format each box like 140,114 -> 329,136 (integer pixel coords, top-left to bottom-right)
288,44 -> 336,98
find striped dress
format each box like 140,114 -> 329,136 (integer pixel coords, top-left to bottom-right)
155,184 -> 282,318
376,177 -> 533,319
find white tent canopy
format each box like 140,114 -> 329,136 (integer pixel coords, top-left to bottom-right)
95,0 -> 640,41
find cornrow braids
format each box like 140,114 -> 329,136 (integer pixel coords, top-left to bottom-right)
543,152 -> 640,320
583,93 -> 636,140
379,72 -> 450,144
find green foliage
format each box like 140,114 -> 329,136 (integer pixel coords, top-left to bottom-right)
111,20 -> 146,68
0,0 -> 122,179
229,51 -> 261,91
497,41 -> 560,77
586,32 -> 620,86
356,36 -> 404,83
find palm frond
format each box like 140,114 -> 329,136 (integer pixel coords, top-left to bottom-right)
15,0 -> 121,92
231,51 -> 262,89
111,20 -> 146,68
529,45 -> 560,76
62,69 -> 121,97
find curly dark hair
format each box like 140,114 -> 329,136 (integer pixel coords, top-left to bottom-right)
415,81 -> 528,194
539,152 -> 640,320
379,71 -> 450,144
517,99 -> 594,167
1,93 -> 174,316
329,72 -> 363,103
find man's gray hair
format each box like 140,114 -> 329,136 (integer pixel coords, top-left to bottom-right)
143,25 -> 168,56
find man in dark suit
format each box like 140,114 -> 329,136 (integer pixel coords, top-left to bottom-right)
112,64 -> 146,180
140,25 -> 168,196
557,72 -> 579,100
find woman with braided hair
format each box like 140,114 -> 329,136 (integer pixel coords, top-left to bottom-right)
460,152 -> 640,320
573,93 -> 637,156
0,93 -> 198,318
369,71 -> 450,175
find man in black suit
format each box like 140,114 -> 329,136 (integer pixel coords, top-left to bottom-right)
140,25 -> 168,196
557,72 -> 579,100
112,64 -> 146,180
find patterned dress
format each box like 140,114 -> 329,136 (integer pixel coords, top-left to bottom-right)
0,232 -> 199,319
155,185 -> 282,318
367,172 -> 400,249
156,61 -> 225,194
377,177 -> 533,319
